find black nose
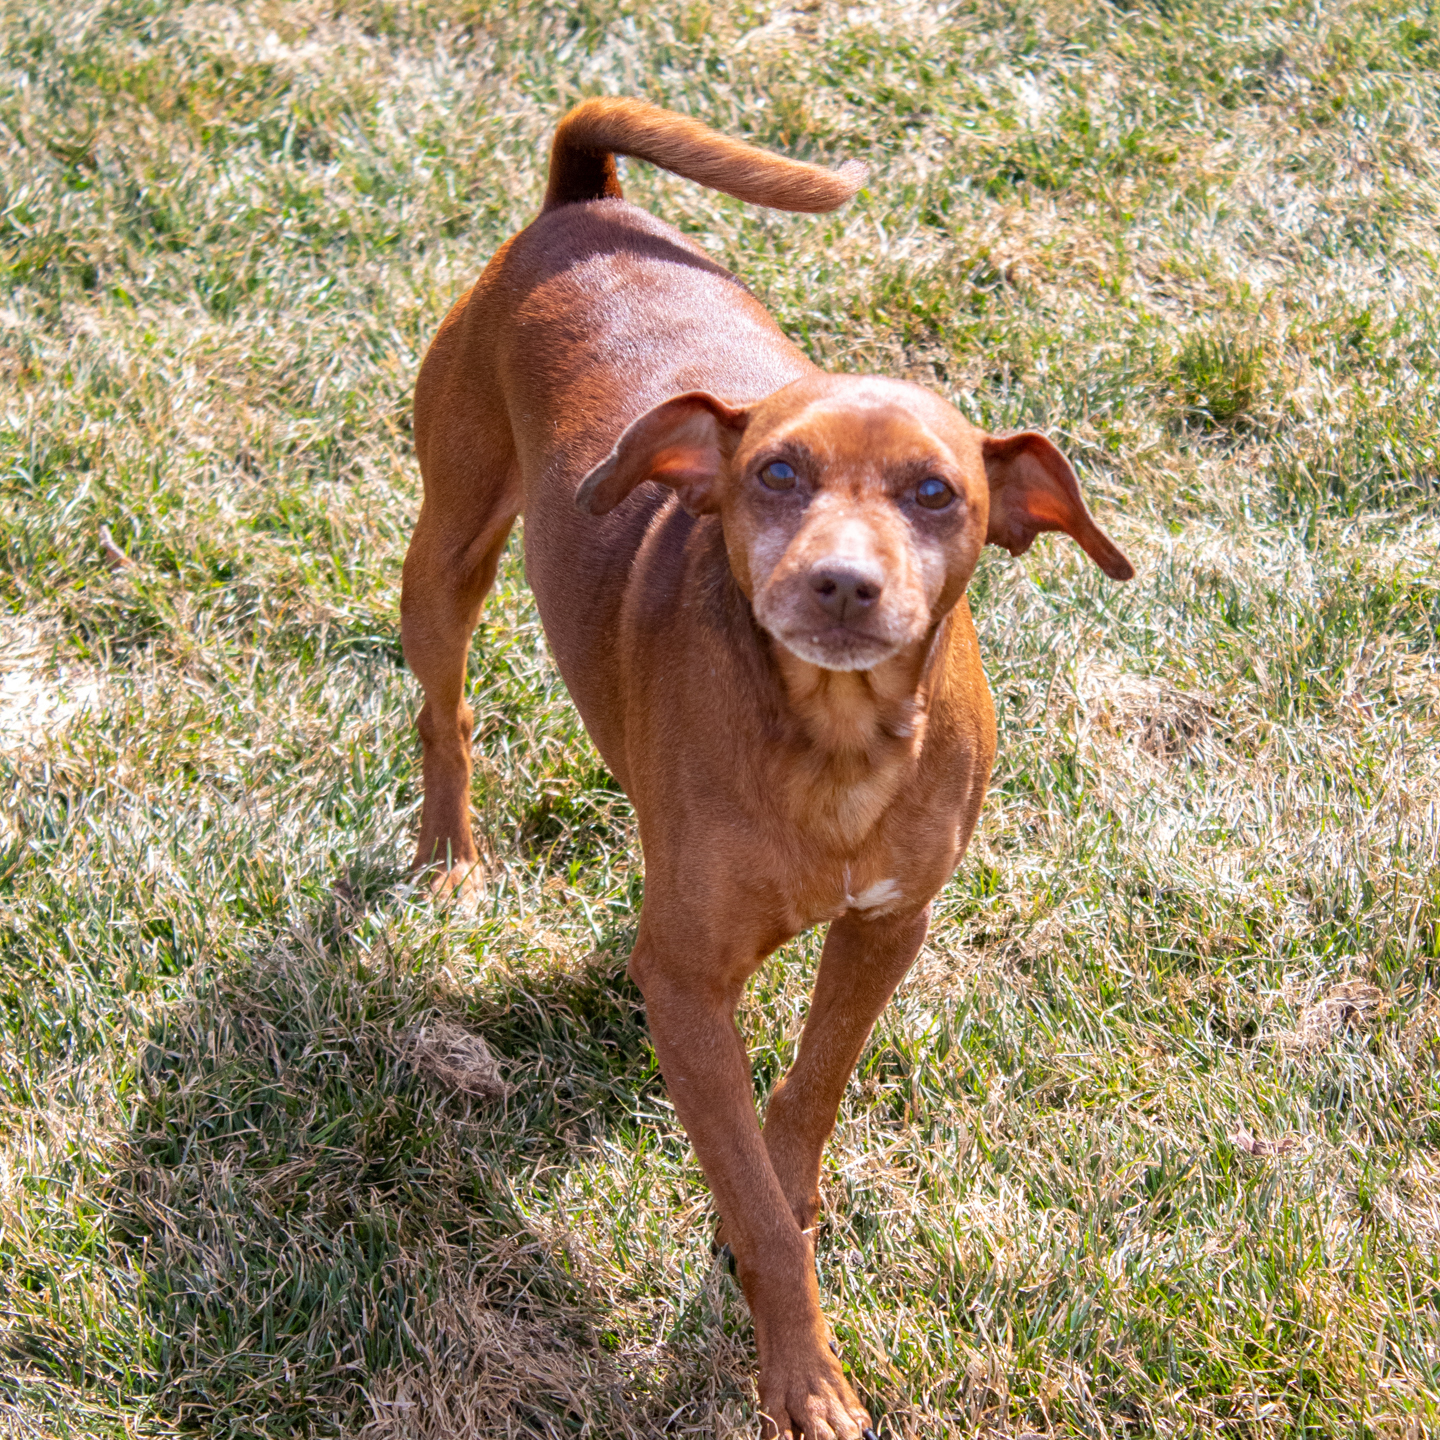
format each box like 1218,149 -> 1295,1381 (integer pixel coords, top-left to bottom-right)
810,565 -> 883,621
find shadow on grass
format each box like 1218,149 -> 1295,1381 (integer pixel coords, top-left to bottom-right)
106,878 -> 743,1439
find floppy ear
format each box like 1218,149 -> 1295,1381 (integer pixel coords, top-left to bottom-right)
575,392 -> 749,517
983,431 -> 1134,581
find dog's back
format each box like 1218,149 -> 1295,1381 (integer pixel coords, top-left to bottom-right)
412,104 -> 864,770
417,98 -> 863,489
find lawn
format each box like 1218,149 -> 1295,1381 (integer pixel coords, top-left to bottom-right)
1,0 -> 1438,1435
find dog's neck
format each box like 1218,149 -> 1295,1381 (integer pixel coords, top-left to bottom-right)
771,642 -> 931,753
767,632 -> 937,850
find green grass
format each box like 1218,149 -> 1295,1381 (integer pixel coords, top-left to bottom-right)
1,0 -> 1438,1434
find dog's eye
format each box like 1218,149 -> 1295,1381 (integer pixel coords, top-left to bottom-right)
759,460 -> 797,491
915,477 -> 955,510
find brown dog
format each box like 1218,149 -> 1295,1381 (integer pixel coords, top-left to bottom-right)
402,98 -> 1132,1439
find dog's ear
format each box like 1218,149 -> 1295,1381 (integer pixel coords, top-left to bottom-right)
982,431 -> 1134,581
575,392 -> 749,517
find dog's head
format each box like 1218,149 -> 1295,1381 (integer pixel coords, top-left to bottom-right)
576,374 -> 1132,671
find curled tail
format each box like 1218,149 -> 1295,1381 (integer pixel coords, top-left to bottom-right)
542,97 -> 866,214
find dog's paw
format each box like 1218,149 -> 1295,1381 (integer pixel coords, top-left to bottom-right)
757,1342 -> 873,1440
424,859 -> 485,914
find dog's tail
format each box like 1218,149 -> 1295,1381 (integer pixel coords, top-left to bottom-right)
542,97 -> 866,215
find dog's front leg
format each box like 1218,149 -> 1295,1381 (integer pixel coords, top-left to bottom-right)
629,916 -> 876,1440
761,906 -> 931,1240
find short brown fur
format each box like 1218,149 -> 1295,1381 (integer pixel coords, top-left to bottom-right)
402,98 -> 1132,1438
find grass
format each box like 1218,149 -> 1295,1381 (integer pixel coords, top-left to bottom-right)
0,0 -> 1437,1434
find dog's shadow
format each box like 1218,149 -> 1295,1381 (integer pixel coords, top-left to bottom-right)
109,871 -> 754,1438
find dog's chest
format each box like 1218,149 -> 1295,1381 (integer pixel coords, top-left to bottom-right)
784,753 -> 904,851
775,790 -> 933,932
762,703 -> 927,927
768,727 -> 976,933
837,866 -> 907,919
781,850 -> 911,932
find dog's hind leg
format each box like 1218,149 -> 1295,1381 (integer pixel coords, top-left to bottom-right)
401,486 -> 518,902
401,509 -> 516,898
402,320 -> 520,904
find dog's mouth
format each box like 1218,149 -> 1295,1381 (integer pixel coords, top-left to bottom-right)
771,623 -> 901,672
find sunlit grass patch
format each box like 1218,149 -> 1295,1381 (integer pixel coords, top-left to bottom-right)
1170,330 -> 1271,431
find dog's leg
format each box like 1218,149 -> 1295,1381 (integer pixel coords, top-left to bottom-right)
400,477 -> 519,903
630,917 -> 876,1440
761,907 -> 930,1246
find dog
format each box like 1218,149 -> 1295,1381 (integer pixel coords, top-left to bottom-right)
401,98 -> 1132,1439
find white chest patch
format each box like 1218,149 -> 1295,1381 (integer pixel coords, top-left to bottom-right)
846,876 -> 904,917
